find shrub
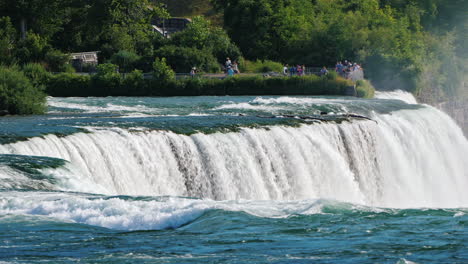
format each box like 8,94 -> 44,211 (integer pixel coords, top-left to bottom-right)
110,50 -> 141,73
326,71 -> 338,80
155,45 -> 220,73
91,63 -> 121,96
45,49 -> 71,72
122,69 -> 147,95
15,32 -> 50,64
22,63 -> 50,87
356,79 -> 375,98
0,66 -> 46,115
46,73 -> 91,96
153,58 -> 175,82
242,60 -> 283,73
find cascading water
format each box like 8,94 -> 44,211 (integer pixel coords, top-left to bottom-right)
0,93 -> 466,208
1,92 -> 467,263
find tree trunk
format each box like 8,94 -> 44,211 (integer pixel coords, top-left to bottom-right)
20,17 -> 27,40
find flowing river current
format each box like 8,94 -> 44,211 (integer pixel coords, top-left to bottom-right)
0,91 -> 467,263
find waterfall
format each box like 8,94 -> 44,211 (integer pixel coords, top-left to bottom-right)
1,101 -> 467,208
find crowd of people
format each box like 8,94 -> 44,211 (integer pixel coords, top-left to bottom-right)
335,60 -> 362,79
225,57 -> 240,76
282,64 -> 307,76
190,58 -> 362,79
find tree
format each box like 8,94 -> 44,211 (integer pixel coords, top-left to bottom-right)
0,17 -> 17,64
0,66 -> 47,115
155,45 -> 220,73
0,0 -> 71,40
170,16 -> 242,64
152,57 -> 175,83
110,50 -> 141,73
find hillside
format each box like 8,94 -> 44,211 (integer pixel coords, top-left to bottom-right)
156,0 -> 222,25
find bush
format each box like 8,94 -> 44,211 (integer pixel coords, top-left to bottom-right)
42,71 -> 366,98
356,79 -> 375,98
122,69 -> 147,95
110,50 -> 141,73
242,60 -> 283,73
45,49 -> 71,72
91,63 -> 122,96
15,32 -> 50,64
22,63 -> 50,87
152,58 -> 175,82
47,73 -> 91,96
326,71 -> 338,80
155,45 -> 220,73
0,66 -> 46,115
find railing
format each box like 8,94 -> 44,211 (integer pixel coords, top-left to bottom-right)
57,67 -> 364,81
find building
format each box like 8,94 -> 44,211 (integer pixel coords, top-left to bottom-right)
70,51 -> 99,72
151,18 -> 191,38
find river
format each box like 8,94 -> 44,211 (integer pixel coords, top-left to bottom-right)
0,92 -> 467,263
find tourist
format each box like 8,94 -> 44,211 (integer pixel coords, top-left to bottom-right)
298,65 -> 303,76
190,67 -> 196,78
227,66 -> 234,76
233,61 -> 240,74
283,64 -> 288,75
225,57 -> 232,68
320,66 -> 328,76
335,61 -> 343,74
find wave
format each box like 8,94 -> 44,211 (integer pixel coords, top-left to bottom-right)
374,90 -> 418,104
214,97 -> 351,114
0,191 -> 466,231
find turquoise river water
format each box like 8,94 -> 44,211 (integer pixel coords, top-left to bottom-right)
0,91 -> 467,263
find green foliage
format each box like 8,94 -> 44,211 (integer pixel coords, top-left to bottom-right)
22,63 -> 50,87
91,63 -> 122,95
0,0 -> 464,100
242,60 -> 283,73
155,46 -> 220,73
0,0 -> 70,40
0,66 -> 46,115
44,50 -> 71,72
122,69 -> 147,95
214,0 -> 467,98
0,17 -> 17,65
356,79 -> 375,98
46,73 -> 91,97
15,32 -> 50,64
152,58 -> 175,84
326,71 -> 338,81
169,16 -> 241,66
45,72 -> 356,97
110,50 -> 141,73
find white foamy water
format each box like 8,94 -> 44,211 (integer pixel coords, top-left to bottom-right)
214,96 -> 350,113
374,90 -> 418,104
1,101 -> 467,208
251,96 -> 350,105
48,99 -> 158,114
0,191 -> 379,231
1,92 -> 467,208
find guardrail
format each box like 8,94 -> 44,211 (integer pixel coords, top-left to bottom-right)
54,68 -> 364,81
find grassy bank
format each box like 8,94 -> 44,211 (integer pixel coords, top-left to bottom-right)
45,73 -> 374,98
